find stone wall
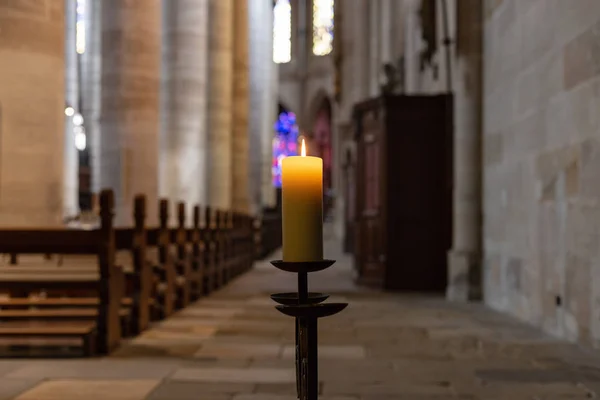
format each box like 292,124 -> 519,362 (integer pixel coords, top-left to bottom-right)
483,0 -> 600,345
278,0 -> 600,346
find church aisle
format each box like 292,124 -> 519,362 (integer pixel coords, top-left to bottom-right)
1,245 -> 600,399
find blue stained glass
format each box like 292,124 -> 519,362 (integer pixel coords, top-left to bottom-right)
272,111 -> 299,188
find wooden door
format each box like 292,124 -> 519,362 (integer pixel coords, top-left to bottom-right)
355,107 -> 385,287
385,95 -> 452,292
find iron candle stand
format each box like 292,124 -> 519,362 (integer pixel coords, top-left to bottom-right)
270,260 -> 348,400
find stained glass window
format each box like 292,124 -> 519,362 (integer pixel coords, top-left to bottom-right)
272,112 -> 299,188
76,0 -> 86,54
312,0 -> 334,56
273,0 -> 292,64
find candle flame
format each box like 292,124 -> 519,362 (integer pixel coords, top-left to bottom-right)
301,139 -> 306,157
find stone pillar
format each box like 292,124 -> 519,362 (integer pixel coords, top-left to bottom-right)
207,0 -> 234,209
81,0 -> 102,195
248,0 -> 276,214
368,0 -> 380,97
160,0 -> 209,216
446,0 -> 483,302
379,0 -> 392,64
356,0 -> 371,101
264,43 -> 279,209
64,0 -> 80,219
231,0 -> 250,213
0,1 -> 65,226
99,0 -> 160,225
403,2 -> 420,94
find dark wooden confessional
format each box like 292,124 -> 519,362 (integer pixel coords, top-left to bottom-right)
352,94 -> 453,292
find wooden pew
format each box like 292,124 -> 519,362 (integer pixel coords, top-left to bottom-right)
113,194 -> 152,334
261,211 -> 283,259
146,199 -> 176,319
0,190 -> 124,355
222,211 -> 234,283
214,210 -> 226,288
236,213 -> 255,274
0,194 -> 154,337
0,192 -> 257,357
154,199 -> 222,312
218,211 -> 254,282
186,205 -> 205,300
202,206 -> 218,294
170,202 -> 193,309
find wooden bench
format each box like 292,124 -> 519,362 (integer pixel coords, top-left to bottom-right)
0,190 -> 123,355
230,212 -> 255,276
0,194 -> 154,337
0,297 -> 133,308
0,308 -> 130,319
112,194 -> 153,334
169,202 -> 193,310
0,191 -> 257,357
146,199 -> 177,319
202,207 -> 218,294
0,321 -> 97,356
184,204 -> 205,301
257,211 -> 282,259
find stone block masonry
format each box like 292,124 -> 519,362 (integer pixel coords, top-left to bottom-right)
0,0 -> 65,226
483,0 -> 600,346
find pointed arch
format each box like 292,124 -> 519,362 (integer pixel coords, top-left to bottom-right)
306,89 -> 333,215
306,88 -> 332,130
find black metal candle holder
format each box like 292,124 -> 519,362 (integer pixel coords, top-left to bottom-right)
270,260 -> 348,400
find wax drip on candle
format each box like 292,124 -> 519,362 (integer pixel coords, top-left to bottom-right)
301,139 -> 306,157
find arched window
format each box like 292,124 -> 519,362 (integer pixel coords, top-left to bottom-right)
76,0 -> 86,54
312,0 -> 334,56
273,0 -> 292,64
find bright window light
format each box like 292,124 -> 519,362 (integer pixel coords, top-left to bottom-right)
273,0 -> 292,63
312,0 -> 334,56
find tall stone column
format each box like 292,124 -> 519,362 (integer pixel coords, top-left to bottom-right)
249,0 -> 268,214
0,1 -> 65,226
160,0 -> 209,216
99,0 -> 160,225
368,0 -> 381,97
81,0 -> 102,195
249,0 -> 277,213
64,0 -> 80,219
264,42 -> 279,209
447,0 -> 483,302
355,0 -> 370,101
231,0 -> 250,213
379,0 -> 392,64
207,0 -> 234,209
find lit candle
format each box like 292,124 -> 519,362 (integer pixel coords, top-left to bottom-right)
282,139 -> 323,262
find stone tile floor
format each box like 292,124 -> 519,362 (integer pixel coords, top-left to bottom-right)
2,240 -> 600,399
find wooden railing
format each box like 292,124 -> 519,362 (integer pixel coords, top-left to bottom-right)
255,210 -> 282,259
